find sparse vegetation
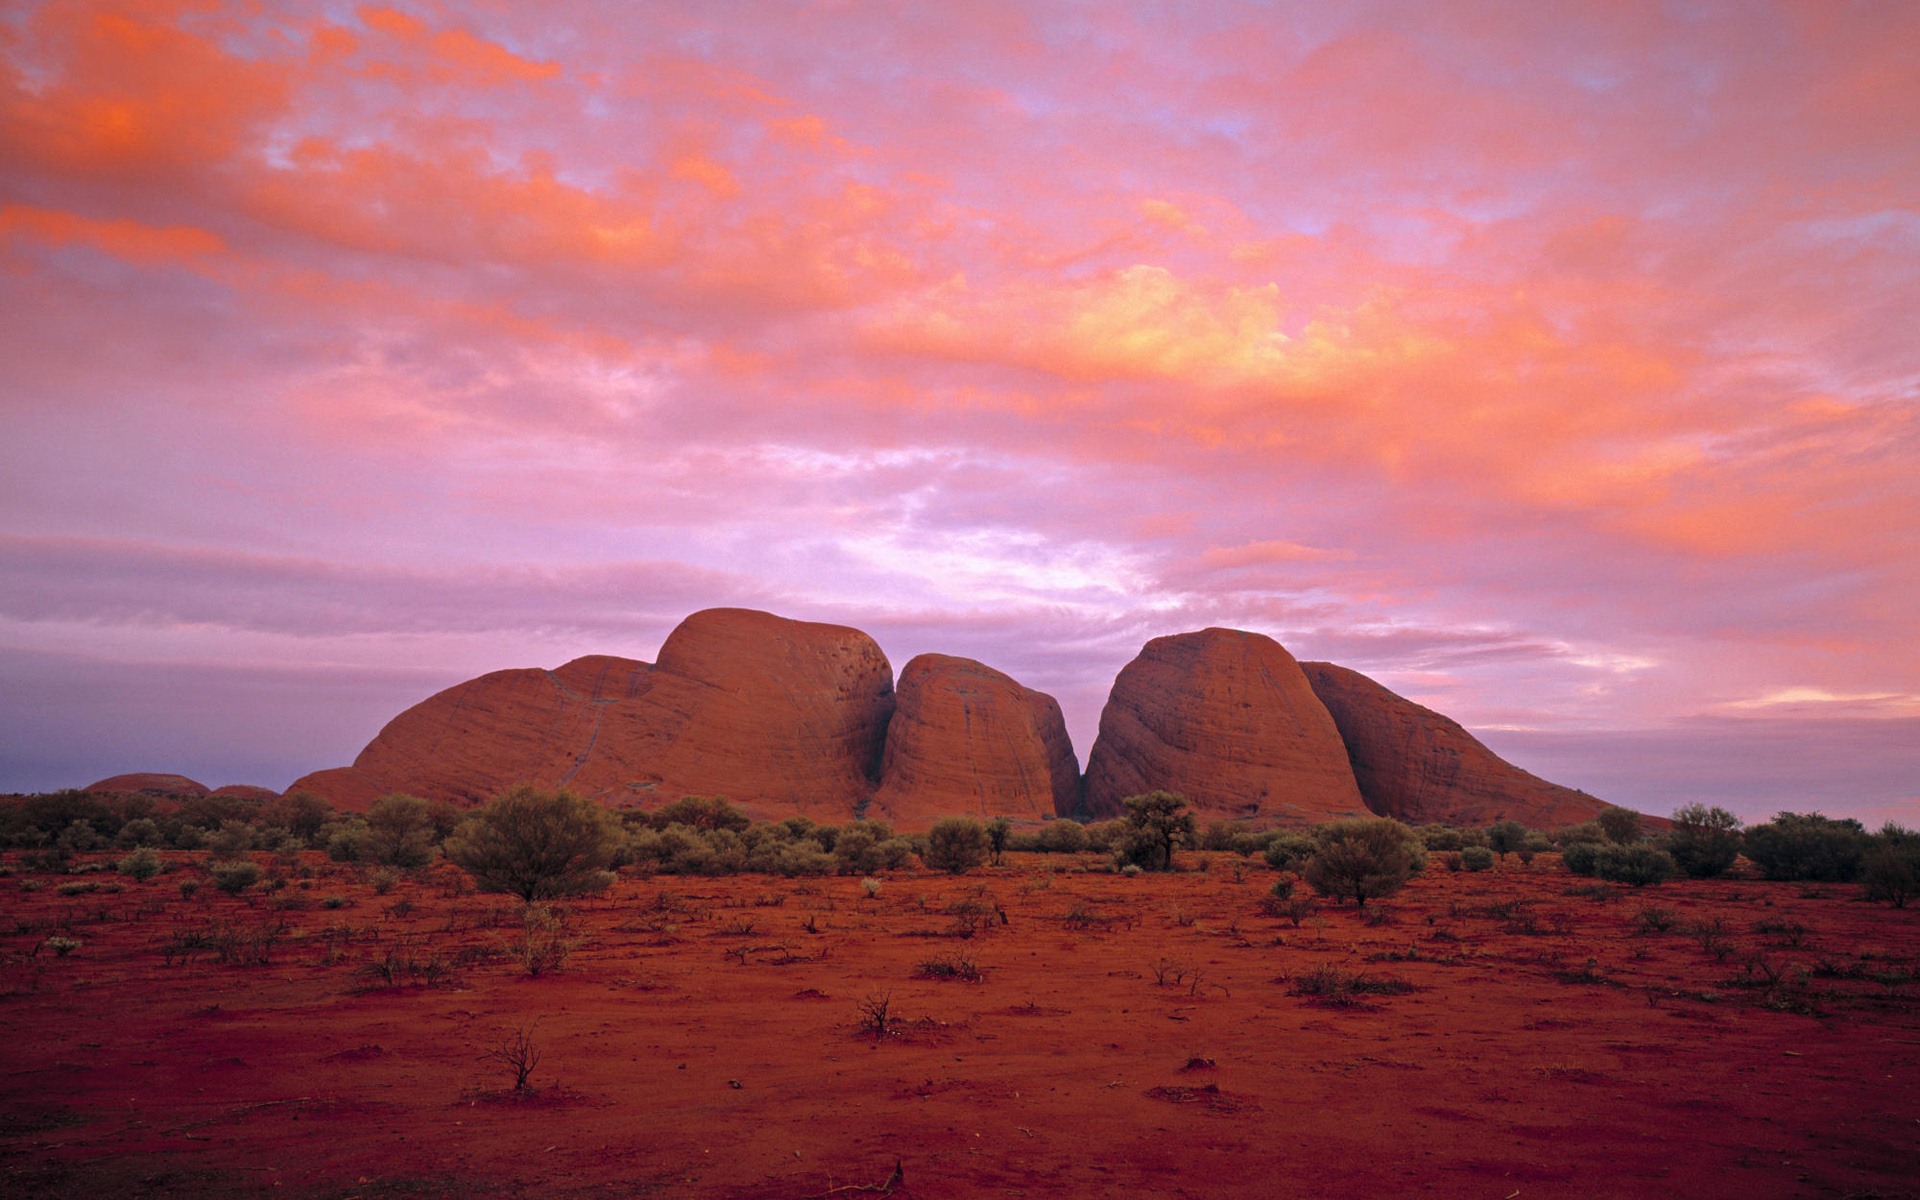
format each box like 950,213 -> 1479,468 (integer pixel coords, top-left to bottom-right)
923,817 -> 991,875
1667,804 -> 1743,878
1301,818 -> 1425,907
442,786 -> 622,901
1114,791 -> 1196,872
1742,812 -> 1869,882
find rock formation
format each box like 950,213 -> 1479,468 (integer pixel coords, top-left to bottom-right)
83,773 -> 210,797
1301,661 -> 1611,830
287,608 -> 895,821
869,654 -> 1080,825
210,785 -> 281,802
1081,628 -> 1368,825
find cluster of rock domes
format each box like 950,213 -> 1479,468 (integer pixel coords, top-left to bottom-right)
230,607 -> 1606,831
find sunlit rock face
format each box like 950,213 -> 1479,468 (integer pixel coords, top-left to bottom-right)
289,608 -> 895,821
1082,627 -> 1369,826
1301,661 -> 1611,830
870,653 -> 1080,828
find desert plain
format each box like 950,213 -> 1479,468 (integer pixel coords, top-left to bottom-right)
3,849 -> 1916,1199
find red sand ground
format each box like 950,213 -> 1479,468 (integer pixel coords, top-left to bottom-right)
2,851 -> 1917,1198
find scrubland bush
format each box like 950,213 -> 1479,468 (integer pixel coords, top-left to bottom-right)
1082,819 -> 1128,854
1113,792 -> 1196,872
1554,822 -> 1606,848
1486,820 -> 1528,860
1302,818 -> 1425,907
210,860 -> 262,894
1262,832 -> 1317,872
1034,819 -> 1089,854
1593,844 -> 1676,887
1561,841 -> 1601,876
1743,812 -> 1869,882
1598,806 -> 1644,845
1862,826 -> 1920,908
442,786 -> 622,901
116,846 -> 162,881
1460,845 -> 1496,872
1667,804 -> 1743,878
924,818 -> 991,875
365,793 -> 437,868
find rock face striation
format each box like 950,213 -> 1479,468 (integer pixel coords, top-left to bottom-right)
1301,661 -> 1610,829
870,654 -> 1080,826
1082,628 -> 1369,825
287,608 -> 898,822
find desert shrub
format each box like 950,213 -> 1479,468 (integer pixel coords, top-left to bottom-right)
364,793 -> 437,868
261,792 -> 333,843
442,786 -> 622,901
1862,827 -> 1920,908
986,817 -> 1013,865
1633,905 -> 1677,933
1441,851 -> 1464,872
117,846 -> 163,881
206,819 -> 258,862
1417,824 -> 1464,852
924,818 -> 991,875
1081,819 -> 1128,854
1667,803 -> 1743,878
1301,818 -> 1424,907
832,820 -> 910,876
1200,822 -> 1241,852
647,795 -> 751,833
513,903 -> 579,975
917,951 -> 984,982
56,818 -> 102,855
1287,964 -> 1415,1006
1519,832 -> 1551,864
320,818 -> 371,863
210,860 -> 262,895
762,839 -> 835,877
1113,792 -> 1196,872
1486,819 -> 1528,860
368,867 -> 401,895
1742,812 -> 1869,882
1593,844 -> 1676,887
1262,832 -> 1317,872
1460,845 -> 1496,872
1561,842 -> 1601,876
1553,822 -> 1606,848
114,817 -> 163,849
1034,819 -> 1089,854
1598,806 -> 1644,845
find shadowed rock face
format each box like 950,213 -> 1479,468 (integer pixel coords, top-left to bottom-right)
83,773 -> 209,797
287,609 -> 895,820
1082,628 -> 1368,825
871,654 -> 1080,827
1301,661 -> 1610,829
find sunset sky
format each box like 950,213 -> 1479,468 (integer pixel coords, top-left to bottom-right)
2,1 -> 1915,823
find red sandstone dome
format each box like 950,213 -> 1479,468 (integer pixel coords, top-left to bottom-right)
83,773 -> 210,797
869,653 -> 1080,826
1301,661 -> 1611,830
1081,628 -> 1369,825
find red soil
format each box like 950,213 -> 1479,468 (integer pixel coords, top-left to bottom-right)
2,852 -> 1916,1198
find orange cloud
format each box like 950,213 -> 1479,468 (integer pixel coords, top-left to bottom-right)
355,5 -> 559,85
0,203 -> 226,264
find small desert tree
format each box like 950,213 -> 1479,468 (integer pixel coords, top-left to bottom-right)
986,817 -> 1013,866
442,786 -> 622,901
365,793 -> 436,868
1486,819 -> 1528,861
1597,806 -> 1643,845
1302,818 -> 1424,907
924,817 -> 991,875
1116,791 -> 1196,872
1667,803 -> 1743,878
1742,812 -> 1869,882
1862,825 -> 1920,908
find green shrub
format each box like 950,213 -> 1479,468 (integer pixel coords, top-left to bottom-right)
832,820 -> 909,876
1113,792 -> 1196,872
1033,820 -> 1089,854
1460,845 -> 1495,872
1598,807 -> 1644,845
1486,820 -> 1528,860
115,818 -> 163,849
1667,804 -> 1743,878
1743,812 -> 1869,882
365,793 -> 436,868
1417,824 -> 1465,852
1862,827 -> 1920,908
116,846 -> 163,881
924,818 -> 991,875
1262,832 -> 1317,872
1594,844 -> 1676,887
210,860 -> 262,894
441,786 -> 622,901
647,796 -> 750,833
1554,821 -> 1606,848
1561,842 -> 1601,876
1301,818 -> 1424,907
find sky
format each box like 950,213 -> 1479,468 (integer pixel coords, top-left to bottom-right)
2,0 -> 1916,825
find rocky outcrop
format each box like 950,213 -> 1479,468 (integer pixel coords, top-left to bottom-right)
1300,661 -> 1611,829
870,654 -> 1079,826
84,773 -> 210,797
288,608 -> 895,820
1082,628 -> 1368,825
210,785 -> 281,802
